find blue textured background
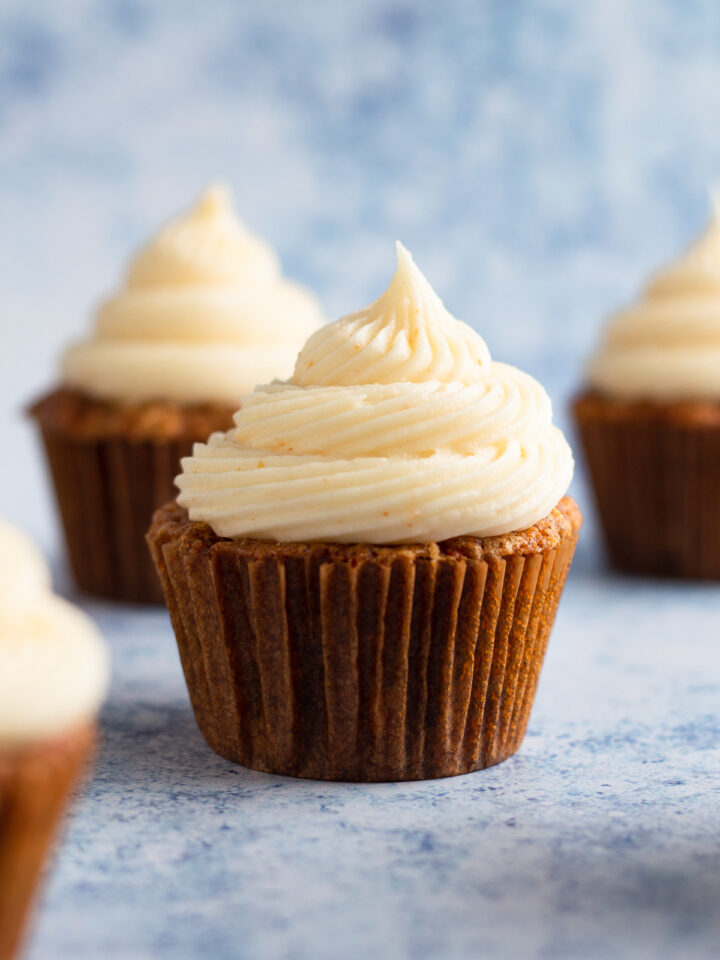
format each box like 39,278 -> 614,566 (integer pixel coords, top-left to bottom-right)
6,0 -> 720,556
3,3 -> 720,959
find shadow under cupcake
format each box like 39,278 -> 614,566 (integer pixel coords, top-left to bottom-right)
149,243 -> 581,782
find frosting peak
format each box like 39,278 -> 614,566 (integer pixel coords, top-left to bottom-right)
195,182 -> 232,217
292,243 -> 490,387
587,193 -> 720,401
177,244 -> 573,544
646,193 -> 720,297
126,183 -> 279,290
0,521 -> 109,743
61,183 -> 324,404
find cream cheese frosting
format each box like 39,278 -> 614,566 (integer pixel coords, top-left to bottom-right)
0,521 -> 109,744
61,184 -> 324,404
176,243 -> 573,544
587,195 -> 720,401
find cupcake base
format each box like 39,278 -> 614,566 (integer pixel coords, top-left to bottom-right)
574,390 -> 720,579
148,498 -> 581,782
30,388 -> 236,604
0,723 -> 95,960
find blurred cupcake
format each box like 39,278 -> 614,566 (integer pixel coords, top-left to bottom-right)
0,520 -> 108,959
148,244 -> 580,782
575,197 -> 720,578
30,184 -> 324,603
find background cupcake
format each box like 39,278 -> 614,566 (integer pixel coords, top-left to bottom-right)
149,244 -> 580,782
0,520 -> 108,959
575,196 -> 720,578
30,184 -> 324,603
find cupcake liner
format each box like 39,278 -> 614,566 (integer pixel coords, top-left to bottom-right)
29,389 -> 236,604
574,392 -> 720,578
36,428 -> 192,604
148,500 -> 580,782
0,724 -> 94,960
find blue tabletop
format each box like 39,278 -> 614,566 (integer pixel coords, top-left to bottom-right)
25,560 -> 720,960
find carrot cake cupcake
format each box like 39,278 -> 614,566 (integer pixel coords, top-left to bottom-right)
30,184 -> 324,603
0,520 -> 108,958
149,244 -> 580,781
575,196 -> 720,578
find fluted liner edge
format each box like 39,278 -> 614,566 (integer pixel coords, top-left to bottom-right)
0,724 -> 94,960
574,393 -> 720,579
148,503 -> 579,781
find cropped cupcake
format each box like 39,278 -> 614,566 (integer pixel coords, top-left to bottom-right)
575,197 -> 720,578
148,244 -> 580,782
30,184 -> 324,604
0,520 -> 108,959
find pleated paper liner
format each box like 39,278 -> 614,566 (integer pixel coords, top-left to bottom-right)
148,498 -> 581,782
0,723 -> 95,960
574,390 -> 720,579
30,389 -> 236,604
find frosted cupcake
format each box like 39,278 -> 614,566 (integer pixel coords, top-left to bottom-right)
0,521 -> 108,959
30,184 -> 324,603
148,244 -> 580,782
575,197 -> 720,578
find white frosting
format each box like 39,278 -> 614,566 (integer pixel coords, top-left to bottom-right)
0,521 -> 109,744
588,195 -> 720,400
177,244 -> 573,544
0,520 -> 51,612
62,184 -> 324,404
293,245 -> 490,387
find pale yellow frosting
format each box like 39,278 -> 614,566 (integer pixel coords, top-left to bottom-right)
62,184 -> 324,404
588,195 -> 720,400
177,244 -> 573,544
0,521 -> 109,744
0,520 -> 51,611
293,245 -> 491,387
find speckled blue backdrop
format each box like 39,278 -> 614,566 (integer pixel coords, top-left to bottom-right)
2,3 -> 720,959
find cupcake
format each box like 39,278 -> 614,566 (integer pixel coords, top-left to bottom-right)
30,184 -> 324,604
0,520 -> 108,959
148,244 -> 580,782
575,197 -> 720,578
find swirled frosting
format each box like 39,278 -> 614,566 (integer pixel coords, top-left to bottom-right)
588,196 -> 720,400
61,184 -> 324,404
0,521 -> 109,744
176,244 -> 573,544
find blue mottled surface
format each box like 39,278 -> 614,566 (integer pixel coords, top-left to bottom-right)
25,572 -> 720,960
2,1 -> 720,957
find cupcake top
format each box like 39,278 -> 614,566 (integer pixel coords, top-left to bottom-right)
0,521 -> 109,744
177,244 -> 573,544
587,195 -> 720,401
61,184 -> 324,405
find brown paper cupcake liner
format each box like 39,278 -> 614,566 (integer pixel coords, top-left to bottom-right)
36,428 -> 193,604
574,391 -> 720,578
30,389 -> 235,604
148,498 -> 580,782
0,723 -> 95,960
